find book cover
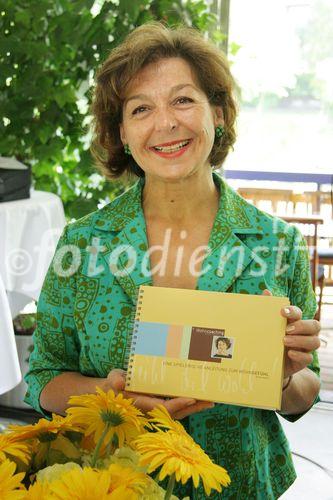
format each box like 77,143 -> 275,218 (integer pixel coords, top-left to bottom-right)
125,285 -> 290,410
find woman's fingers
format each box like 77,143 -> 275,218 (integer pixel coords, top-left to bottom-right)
106,369 -> 126,393
124,392 -> 170,413
285,319 -> 321,336
105,369 -> 212,418
281,305 -> 303,322
287,350 -> 313,365
284,333 -> 321,352
164,398 -> 213,419
123,390 -> 213,419
172,401 -> 215,420
123,391 -> 199,416
259,290 -> 321,378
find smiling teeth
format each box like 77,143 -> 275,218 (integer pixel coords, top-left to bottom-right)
153,140 -> 190,152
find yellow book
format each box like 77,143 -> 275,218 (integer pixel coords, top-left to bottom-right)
125,285 -> 290,410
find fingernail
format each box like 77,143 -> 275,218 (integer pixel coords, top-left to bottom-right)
286,325 -> 295,333
284,307 -> 291,315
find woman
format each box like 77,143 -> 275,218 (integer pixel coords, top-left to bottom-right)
214,337 -> 232,358
25,22 -> 321,498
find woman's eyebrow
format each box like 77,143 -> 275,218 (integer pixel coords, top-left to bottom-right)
124,83 -> 198,106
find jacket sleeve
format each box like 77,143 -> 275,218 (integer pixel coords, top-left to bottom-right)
278,225 -> 321,423
24,225 -> 81,418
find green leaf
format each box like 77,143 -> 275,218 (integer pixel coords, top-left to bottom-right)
54,86 -> 77,107
118,0 -> 142,19
14,10 -> 31,28
67,197 -> 98,219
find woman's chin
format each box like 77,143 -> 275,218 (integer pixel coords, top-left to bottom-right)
144,163 -> 202,182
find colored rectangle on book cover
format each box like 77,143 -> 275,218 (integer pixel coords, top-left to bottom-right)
180,325 -> 192,359
135,322 -> 169,356
166,325 -> 183,358
188,326 -> 226,363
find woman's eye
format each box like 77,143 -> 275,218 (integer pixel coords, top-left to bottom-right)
132,97 -> 192,115
176,96 -> 193,104
132,106 -> 147,115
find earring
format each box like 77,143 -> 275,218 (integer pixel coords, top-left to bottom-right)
215,125 -> 224,138
124,144 -> 131,155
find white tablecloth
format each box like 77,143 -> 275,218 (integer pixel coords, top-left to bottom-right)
0,274 -> 21,394
0,190 -> 66,317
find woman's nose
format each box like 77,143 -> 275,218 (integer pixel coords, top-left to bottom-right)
154,107 -> 178,131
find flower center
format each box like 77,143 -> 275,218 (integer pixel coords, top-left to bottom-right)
100,410 -> 124,427
169,434 -> 198,462
38,432 -> 58,442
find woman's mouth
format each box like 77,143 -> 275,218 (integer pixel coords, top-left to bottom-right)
149,139 -> 193,158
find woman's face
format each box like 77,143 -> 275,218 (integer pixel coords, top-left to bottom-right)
120,57 -> 223,182
217,340 -> 228,353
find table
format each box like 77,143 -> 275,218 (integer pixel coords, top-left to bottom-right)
0,274 -> 21,394
0,190 -> 66,404
0,190 -> 66,317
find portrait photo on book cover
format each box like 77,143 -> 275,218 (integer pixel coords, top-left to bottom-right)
188,326 -> 235,364
211,336 -> 234,360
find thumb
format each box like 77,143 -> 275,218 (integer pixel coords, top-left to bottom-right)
108,369 -> 126,393
262,288 -> 272,296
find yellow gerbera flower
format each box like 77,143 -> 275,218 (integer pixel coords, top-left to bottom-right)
0,434 -> 31,465
8,414 -> 78,441
36,462 -> 82,483
0,459 -> 26,499
106,463 -> 149,498
47,466 -> 112,500
9,414 -> 82,470
66,387 -> 147,448
23,480 -> 51,499
148,405 -> 188,435
134,430 -> 231,497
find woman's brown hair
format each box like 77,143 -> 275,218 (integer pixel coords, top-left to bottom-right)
90,21 -> 238,179
215,337 -> 231,350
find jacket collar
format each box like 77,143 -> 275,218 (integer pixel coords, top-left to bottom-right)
93,171 -> 263,235
92,171 -> 264,304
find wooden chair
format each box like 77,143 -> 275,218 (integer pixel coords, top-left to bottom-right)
237,187 -> 294,213
280,215 -> 324,289
280,215 -> 324,321
318,247 -> 333,314
237,188 -> 325,319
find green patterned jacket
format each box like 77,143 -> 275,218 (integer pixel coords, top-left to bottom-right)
24,171 -> 320,499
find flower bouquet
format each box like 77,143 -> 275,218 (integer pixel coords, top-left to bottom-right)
0,388 -> 230,499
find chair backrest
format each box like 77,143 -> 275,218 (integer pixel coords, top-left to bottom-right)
237,188 -> 324,289
237,187 -> 294,214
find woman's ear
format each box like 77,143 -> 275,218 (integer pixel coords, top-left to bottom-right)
119,123 -> 126,145
213,105 -> 224,126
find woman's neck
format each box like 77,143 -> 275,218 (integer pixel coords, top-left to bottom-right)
142,169 -> 220,225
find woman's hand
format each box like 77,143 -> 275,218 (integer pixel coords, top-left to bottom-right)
262,289 -> 321,379
104,369 -> 214,420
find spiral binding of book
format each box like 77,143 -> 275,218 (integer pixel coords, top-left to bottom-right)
124,286 -> 144,387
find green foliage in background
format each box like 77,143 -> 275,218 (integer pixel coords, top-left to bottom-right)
0,0 -> 224,219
